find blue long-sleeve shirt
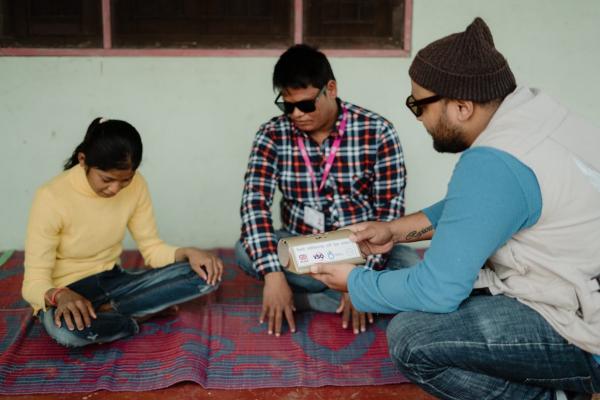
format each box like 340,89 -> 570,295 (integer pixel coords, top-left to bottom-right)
348,146 -> 542,313
348,146 -> 600,363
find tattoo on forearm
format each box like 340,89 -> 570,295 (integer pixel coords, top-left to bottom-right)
405,225 -> 434,241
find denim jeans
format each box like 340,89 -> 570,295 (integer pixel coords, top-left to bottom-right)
386,293 -> 600,399
234,230 -> 421,313
40,262 -> 218,348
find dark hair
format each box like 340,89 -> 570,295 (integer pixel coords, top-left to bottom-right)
272,44 -> 336,91
64,118 -> 143,171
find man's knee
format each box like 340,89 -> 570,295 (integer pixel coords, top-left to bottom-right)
234,240 -> 263,281
386,244 -> 421,269
234,240 -> 252,269
386,311 -> 436,370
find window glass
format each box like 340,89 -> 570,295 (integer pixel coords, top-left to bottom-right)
111,0 -> 293,49
303,0 -> 405,49
0,0 -> 102,48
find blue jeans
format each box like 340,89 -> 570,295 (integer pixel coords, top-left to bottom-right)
387,294 -> 600,399
40,262 -> 218,348
235,230 -> 421,313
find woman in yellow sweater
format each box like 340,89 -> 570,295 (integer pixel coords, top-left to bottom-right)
22,117 -> 223,347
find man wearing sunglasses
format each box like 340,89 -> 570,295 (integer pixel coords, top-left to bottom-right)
236,44 -> 419,338
311,17 -> 600,400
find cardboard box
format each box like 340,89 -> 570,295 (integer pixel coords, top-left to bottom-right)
277,229 -> 365,274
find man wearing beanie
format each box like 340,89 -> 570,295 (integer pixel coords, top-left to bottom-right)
311,17 -> 600,399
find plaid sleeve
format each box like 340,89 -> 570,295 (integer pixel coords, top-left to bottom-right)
239,125 -> 282,275
365,120 -> 407,270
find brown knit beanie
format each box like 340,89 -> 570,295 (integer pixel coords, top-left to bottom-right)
409,17 -> 516,102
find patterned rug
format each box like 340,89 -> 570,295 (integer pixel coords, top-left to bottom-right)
0,249 -> 408,394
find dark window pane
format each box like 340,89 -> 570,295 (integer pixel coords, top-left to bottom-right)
304,0 -> 405,49
0,0 -> 102,48
111,0 -> 293,49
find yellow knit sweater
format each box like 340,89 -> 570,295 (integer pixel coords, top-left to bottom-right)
22,165 -> 178,313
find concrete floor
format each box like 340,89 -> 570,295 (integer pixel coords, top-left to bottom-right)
0,382 -> 437,400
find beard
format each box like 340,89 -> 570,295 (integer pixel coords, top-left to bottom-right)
427,111 -> 469,153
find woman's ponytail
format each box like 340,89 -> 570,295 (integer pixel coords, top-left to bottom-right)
63,117 -> 103,170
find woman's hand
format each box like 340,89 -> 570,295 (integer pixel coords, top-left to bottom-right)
49,288 -> 97,331
176,247 -> 224,285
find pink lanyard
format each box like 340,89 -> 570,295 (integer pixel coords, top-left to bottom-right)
296,107 -> 349,194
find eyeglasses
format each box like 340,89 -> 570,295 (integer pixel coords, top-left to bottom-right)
406,94 -> 443,117
274,86 -> 327,114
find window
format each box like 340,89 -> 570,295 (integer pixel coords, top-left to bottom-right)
112,0 -> 292,49
0,0 -> 102,48
304,0 -> 405,50
0,0 -> 411,56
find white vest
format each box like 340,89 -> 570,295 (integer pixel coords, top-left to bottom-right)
472,86 -> 600,354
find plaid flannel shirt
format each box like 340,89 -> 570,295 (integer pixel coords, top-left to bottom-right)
240,100 -> 407,276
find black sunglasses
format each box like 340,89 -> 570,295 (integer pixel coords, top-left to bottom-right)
274,86 -> 327,114
406,94 -> 443,117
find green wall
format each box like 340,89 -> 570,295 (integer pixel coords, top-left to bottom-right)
1,0 -> 599,250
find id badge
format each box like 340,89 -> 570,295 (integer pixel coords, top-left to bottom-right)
303,205 -> 325,232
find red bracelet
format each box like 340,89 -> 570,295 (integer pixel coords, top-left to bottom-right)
49,287 -> 67,306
